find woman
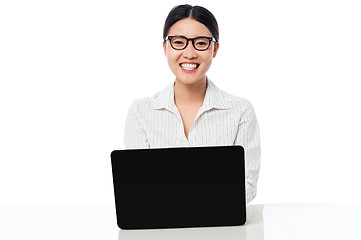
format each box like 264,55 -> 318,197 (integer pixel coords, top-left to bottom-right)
124,4 -> 261,204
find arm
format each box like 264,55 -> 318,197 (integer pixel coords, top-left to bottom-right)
123,102 -> 150,149
234,101 -> 261,204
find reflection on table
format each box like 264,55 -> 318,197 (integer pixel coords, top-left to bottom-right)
118,204 -> 264,240
1,204 -> 361,240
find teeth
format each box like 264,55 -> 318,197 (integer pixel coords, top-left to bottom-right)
181,63 -> 198,70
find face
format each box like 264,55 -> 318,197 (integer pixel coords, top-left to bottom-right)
163,18 -> 219,86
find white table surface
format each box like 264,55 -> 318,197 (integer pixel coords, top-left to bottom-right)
1,204 -> 361,240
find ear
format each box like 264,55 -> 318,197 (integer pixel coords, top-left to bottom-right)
213,42 -> 219,58
163,41 -> 167,57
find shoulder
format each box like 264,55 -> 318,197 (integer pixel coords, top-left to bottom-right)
215,85 -> 255,115
127,92 -> 160,112
223,91 -> 253,108
127,84 -> 169,116
128,81 -> 174,113
219,90 -> 259,125
207,80 -> 258,123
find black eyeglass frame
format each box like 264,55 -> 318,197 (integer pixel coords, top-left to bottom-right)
164,35 -> 217,51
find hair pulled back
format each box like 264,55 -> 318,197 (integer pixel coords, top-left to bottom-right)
163,4 -> 219,42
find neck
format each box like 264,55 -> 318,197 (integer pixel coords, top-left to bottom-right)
174,76 -> 207,106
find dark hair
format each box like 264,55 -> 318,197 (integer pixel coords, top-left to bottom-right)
163,4 -> 219,42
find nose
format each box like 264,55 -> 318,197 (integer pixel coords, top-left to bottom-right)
183,40 -> 198,59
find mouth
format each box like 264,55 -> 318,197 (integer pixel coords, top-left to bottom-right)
179,63 -> 200,71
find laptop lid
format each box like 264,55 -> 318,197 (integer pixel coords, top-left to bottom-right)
111,145 -> 246,229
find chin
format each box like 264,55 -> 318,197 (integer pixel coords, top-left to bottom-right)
176,77 -> 200,85
176,73 -> 205,86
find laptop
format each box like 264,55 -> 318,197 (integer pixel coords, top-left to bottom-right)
111,145 -> 246,229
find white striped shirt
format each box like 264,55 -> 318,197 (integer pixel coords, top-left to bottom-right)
124,78 -> 261,204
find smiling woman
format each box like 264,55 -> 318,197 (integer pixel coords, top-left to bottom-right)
164,17 -> 218,86
123,4 -> 261,204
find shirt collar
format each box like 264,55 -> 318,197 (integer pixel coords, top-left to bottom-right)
149,77 -> 230,111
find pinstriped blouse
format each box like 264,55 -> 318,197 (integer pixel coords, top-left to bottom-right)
124,78 -> 261,204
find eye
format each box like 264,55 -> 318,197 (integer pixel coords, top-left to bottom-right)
174,41 -> 185,45
194,38 -> 210,48
196,41 -> 207,46
171,37 -> 186,46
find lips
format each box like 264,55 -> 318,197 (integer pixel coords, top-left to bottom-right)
179,62 -> 200,71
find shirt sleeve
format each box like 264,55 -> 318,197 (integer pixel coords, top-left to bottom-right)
234,101 -> 261,204
123,102 -> 150,149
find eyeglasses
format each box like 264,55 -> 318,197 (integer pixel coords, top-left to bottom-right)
164,35 -> 217,51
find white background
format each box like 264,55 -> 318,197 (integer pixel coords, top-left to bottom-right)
1,0 -> 360,205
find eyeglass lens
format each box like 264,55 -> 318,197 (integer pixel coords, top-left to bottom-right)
170,36 -> 210,50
